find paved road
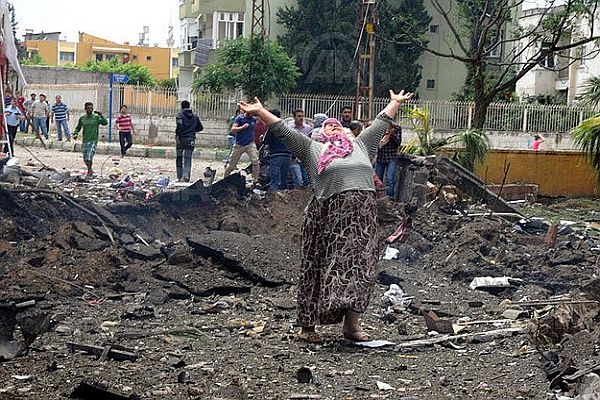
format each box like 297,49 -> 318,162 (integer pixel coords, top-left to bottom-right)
11,143 -> 230,183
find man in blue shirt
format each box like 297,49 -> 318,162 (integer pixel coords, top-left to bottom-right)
51,95 -> 71,142
3,98 -> 24,156
223,111 -> 260,184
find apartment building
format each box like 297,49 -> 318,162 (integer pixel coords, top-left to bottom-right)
25,32 -> 179,81
515,7 -> 600,104
178,0 -> 295,98
178,0 -> 491,100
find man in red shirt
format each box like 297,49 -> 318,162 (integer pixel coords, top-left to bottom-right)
15,91 -> 26,133
115,105 -> 135,156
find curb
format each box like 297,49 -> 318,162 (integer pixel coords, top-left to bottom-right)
14,136 -> 239,162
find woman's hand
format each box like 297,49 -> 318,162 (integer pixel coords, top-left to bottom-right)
238,97 -> 264,115
389,90 -> 414,104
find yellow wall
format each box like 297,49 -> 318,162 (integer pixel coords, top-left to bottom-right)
475,150 -> 599,197
25,33 -> 177,80
26,40 -> 58,64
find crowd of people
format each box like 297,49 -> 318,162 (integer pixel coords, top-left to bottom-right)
221,103 -> 404,198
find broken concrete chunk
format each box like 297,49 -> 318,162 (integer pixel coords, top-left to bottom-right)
501,308 -> 528,320
124,244 -> 163,261
187,231 -> 298,286
153,265 -> 251,297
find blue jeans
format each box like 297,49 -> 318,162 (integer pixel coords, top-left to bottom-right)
56,119 -> 71,141
270,155 -> 291,191
33,117 -> 48,138
289,161 -> 309,188
19,119 -> 27,133
225,135 -> 235,162
176,145 -> 194,182
375,159 -> 399,197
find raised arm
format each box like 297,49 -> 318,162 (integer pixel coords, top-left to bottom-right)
239,98 -> 314,161
356,90 -> 413,157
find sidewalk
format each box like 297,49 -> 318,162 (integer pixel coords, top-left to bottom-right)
15,134 -> 233,162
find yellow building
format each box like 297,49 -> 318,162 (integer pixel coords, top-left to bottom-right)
25,32 -> 179,80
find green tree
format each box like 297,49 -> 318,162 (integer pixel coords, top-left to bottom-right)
580,76 -> 600,108
571,114 -> 600,184
277,0 -> 430,96
158,78 -> 178,90
192,37 -> 300,101
397,0 -> 600,130
78,59 -> 156,86
20,54 -> 46,66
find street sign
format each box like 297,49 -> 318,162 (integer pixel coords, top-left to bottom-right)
111,73 -> 130,84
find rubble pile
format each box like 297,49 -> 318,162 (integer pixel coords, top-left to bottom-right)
0,156 -> 598,399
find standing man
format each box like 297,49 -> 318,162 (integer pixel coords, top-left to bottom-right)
73,102 -> 108,177
286,109 -> 312,187
340,105 -> 353,128
22,93 -> 36,133
175,100 -> 203,182
51,95 -> 71,142
262,109 -> 292,191
15,91 -> 26,133
115,105 -> 135,156
375,123 -> 402,198
3,98 -> 24,157
223,109 -> 260,184
31,93 -> 50,139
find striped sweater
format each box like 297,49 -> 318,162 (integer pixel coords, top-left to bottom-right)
270,112 -> 394,202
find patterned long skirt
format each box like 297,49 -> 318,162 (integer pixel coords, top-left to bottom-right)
297,190 -> 380,327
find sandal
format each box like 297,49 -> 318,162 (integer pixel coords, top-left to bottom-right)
297,331 -> 324,344
343,331 -> 371,342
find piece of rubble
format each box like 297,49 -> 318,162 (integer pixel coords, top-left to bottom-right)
187,232 -> 297,286
124,244 -> 163,261
70,379 -> 139,400
66,342 -> 138,362
153,265 -> 251,297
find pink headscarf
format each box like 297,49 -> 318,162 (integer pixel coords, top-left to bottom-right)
317,118 -> 354,174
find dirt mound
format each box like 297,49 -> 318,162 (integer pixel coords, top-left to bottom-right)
0,181 -> 598,399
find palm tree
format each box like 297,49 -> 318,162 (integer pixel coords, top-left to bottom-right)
580,76 -> 600,109
401,106 -> 490,171
571,114 -> 600,184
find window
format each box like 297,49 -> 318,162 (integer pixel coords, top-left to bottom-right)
429,25 -> 439,33
214,11 -> 244,47
539,42 -> 555,68
132,55 -> 138,60
172,57 -> 179,67
426,79 -> 436,89
59,51 -> 75,63
95,53 -> 103,62
146,55 -> 152,61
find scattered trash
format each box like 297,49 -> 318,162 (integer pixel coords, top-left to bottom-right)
383,284 -> 411,307
352,340 -> 396,348
376,381 -> 394,391
382,246 -> 400,260
469,276 -> 523,292
386,216 -> 412,244
156,176 -> 170,188
423,310 -> 466,335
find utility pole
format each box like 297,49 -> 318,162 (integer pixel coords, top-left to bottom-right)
354,0 -> 377,121
251,0 -> 266,39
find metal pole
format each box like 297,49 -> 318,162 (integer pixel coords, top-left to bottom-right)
108,74 -> 113,143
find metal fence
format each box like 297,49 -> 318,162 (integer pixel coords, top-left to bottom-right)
23,84 -> 597,134
279,93 -> 597,134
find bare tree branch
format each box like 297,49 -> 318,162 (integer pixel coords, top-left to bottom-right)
428,0 -> 470,55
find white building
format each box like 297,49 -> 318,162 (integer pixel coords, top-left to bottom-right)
516,7 -> 600,104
